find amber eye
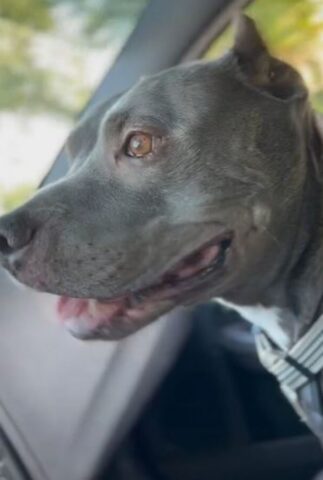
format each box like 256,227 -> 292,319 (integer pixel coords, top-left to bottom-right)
125,132 -> 153,158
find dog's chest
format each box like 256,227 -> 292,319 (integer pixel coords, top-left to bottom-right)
215,298 -> 290,350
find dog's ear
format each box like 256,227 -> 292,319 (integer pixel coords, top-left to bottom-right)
232,14 -> 307,100
65,91 -> 124,164
233,14 -> 268,67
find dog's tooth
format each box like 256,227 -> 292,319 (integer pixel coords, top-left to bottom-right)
88,299 -> 97,316
201,266 -> 214,276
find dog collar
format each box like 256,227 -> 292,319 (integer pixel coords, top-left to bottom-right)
255,315 -> 323,421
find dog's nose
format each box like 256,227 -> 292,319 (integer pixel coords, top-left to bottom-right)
0,211 -> 35,256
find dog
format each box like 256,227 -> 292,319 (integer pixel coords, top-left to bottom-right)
0,15 -> 323,443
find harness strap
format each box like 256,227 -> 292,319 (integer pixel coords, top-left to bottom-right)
255,316 -> 323,423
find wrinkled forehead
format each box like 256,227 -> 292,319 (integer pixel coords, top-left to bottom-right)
104,64 -> 217,131
101,58 -> 288,141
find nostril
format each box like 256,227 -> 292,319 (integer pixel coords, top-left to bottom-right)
0,209 -> 38,257
0,234 -> 14,255
0,220 -> 35,256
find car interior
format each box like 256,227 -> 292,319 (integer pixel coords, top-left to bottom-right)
1,0 -> 323,479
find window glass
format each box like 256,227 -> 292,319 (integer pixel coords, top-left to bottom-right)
0,0 -> 148,213
204,0 -> 323,112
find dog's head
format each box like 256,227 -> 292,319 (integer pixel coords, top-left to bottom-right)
0,16 -> 317,339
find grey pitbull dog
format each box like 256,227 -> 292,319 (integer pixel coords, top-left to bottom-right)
1,15 -> 323,436
0,15 -> 321,341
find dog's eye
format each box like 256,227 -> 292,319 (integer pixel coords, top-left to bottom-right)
125,132 -> 153,158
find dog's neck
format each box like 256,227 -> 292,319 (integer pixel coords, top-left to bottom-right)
221,112 -> 323,351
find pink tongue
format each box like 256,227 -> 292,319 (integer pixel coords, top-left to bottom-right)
57,296 -> 125,322
176,243 -> 220,279
57,297 -> 89,320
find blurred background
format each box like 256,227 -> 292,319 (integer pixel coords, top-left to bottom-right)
0,0 -> 322,213
0,0 -> 148,212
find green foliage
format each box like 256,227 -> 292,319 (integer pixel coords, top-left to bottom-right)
0,0 -> 53,31
0,0 -> 147,116
0,19 -> 87,115
0,184 -> 35,213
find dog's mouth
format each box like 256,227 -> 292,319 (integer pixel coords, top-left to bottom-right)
57,232 -> 233,340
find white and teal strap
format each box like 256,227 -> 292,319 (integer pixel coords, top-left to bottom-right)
255,315 -> 323,421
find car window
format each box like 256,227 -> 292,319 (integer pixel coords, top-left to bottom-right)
0,0 -> 148,213
203,0 -> 323,113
